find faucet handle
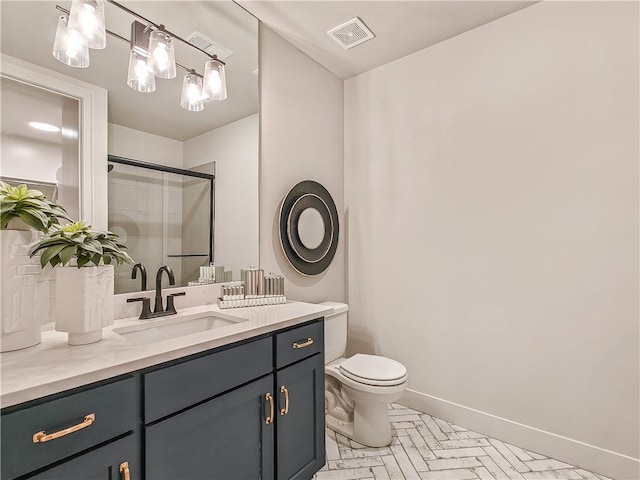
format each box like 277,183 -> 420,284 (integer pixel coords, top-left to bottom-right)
166,292 -> 186,315
127,297 -> 152,320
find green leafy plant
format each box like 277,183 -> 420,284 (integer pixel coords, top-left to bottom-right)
30,221 -> 134,268
0,181 -> 71,232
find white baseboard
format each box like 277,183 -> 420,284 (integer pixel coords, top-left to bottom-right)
400,389 -> 639,480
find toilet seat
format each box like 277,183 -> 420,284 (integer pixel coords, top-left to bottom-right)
339,354 -> 407,387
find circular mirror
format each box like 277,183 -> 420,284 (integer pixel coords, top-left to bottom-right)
298,208 -> 325,249
279,180 -> 339,276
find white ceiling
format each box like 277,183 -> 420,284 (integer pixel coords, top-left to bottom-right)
0,1 -> 259,141
238,0 -> 537,79
1,1 -> 537,141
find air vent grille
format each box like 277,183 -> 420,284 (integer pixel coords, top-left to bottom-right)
327,17 -> 375,50
186,31 -> 233,60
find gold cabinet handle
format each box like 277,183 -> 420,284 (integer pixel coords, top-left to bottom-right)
120,461 -> 130,480
32,414 -> 95,443
292,338 -> 314,349
280,385 -> 289,415
265,393 -> 274,424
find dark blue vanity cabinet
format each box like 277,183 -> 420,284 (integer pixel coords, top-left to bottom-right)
143,336 -> 275,480
275,321 -> 325,480
1,376 -> 139,480
28,434 -> 141,480
1,318 -> 325,480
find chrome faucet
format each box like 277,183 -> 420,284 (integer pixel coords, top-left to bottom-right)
127,265 -> 185,320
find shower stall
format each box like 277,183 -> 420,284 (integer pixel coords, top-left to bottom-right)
107,156 -> 214,294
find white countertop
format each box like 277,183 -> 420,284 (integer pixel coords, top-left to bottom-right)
0,301 -> 332,409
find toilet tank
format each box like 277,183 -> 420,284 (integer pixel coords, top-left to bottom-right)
319,302 -> 349,364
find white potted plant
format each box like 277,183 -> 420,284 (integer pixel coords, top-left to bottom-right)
0,182 -> 71,352
30,221 -> 133,345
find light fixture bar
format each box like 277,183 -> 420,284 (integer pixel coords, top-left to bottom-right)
54,5 -> 204,76
105,0 -> 225,65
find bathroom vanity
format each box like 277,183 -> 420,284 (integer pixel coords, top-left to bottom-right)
0,302 -> 330,480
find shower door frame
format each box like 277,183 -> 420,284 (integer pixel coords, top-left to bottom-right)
108,155 -> 216,264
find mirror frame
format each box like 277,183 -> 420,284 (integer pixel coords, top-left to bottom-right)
279,180 -> 339,276
1,54 -> 108,229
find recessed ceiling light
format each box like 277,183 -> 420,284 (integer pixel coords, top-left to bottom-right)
28,121 -> 61,133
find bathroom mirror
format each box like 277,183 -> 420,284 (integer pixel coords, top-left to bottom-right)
0,55 -> 109,229
298,208 -> 325,250
0,1 -> 259,293
1,77 -> 82,220
280,181 -> 339,276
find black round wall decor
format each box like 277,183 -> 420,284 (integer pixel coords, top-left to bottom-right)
279,180 -> 339,276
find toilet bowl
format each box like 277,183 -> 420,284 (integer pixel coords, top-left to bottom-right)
320,302 -> 408,447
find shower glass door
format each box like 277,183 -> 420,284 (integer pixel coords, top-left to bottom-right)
107,157 -> 214,294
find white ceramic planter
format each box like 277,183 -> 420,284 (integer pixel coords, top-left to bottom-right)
55,265 -> 114,345
0,229 -> 51,352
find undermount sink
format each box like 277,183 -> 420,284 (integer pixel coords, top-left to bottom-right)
114,314 -> 245,344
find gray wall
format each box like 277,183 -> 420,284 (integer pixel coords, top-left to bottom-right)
344,2 -> 638,478
259,25 -> 345,303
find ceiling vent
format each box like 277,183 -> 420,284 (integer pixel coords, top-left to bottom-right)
186,31 -> 234,60
327,17 -> 375,50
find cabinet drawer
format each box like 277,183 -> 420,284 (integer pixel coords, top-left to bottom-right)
144,337 -> 272,423
1,376 -> 136,480
29,433 -> 140,480
276,320 -> 324,369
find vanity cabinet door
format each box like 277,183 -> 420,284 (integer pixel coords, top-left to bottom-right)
28,433 -> 140,480
145,374 -> 274,480
276,353 -> 325,480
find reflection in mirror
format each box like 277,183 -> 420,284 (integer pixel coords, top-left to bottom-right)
0,77 -> 80,220
0,1 -> 259,293
298,208 -> 325,250
108,157 -> 213,294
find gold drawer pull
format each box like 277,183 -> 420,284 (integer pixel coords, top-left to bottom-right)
32,413 -> 95,443
120,461 -> 131,480
292,338 -> 314,349
265,393 -> 274,424
280,385 -> 289,416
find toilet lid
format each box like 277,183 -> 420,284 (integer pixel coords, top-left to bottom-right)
339,354 -> 407,386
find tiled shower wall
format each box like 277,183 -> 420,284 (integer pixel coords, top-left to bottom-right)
108,165 -> 182,294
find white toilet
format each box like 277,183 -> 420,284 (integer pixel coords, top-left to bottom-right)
321,302 -> 408,447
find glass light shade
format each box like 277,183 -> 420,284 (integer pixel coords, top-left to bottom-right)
68,0 -> 106,49
127,50 -> 156,93
52,15 -> 90,68
202,58 -> 227,101
149,29 -> 176,79
180,73 -> 205,112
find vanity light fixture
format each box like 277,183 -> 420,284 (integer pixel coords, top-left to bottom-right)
203,58 -> 227,101
149,27 -> 177,79
126,21 -> 156,93
52,14 -> 90,68
180,70 -> 205,112
52,0 -> 227,111
67,0 -> 106,50
127,49 -> 156,93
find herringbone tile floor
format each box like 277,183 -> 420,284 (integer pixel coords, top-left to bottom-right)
316,404 -> 612,480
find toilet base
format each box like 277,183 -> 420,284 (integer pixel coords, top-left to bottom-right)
325,358 -> 408,448
326,412 -> 355,442
326,397 -> 393,447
